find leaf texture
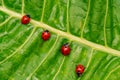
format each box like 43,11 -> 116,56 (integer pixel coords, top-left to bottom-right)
0,0 -> 120,80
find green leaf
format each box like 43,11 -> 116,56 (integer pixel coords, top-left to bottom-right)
0,0 -> 120,80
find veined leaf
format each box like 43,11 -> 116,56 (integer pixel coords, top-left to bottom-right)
0,0 -> 120,80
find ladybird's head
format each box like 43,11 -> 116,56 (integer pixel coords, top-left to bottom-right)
63,43 -> 69,47
77,71 -> 81,76
26,15 -> 30,18
45,30 -> 49,32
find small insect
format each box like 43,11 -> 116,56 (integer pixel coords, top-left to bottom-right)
21,15 -> 30,24
42,30 -> 51,41
61,43 -> 71,56
76,64 -> 85,76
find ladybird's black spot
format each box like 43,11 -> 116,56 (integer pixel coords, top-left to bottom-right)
26,15 -> 30,18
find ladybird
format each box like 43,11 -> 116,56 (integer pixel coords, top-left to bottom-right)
61,43 -> 71,56
76,64 -> 85,76
21,15 -> 30,24
42,30 -> 51,41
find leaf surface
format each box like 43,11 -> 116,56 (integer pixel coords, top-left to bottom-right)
0,0 -> 120,80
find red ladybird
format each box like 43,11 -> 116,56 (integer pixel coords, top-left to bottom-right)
42,30 -> 51,41
21,15 -> 30,24
61,43 -> 71,56
76,64 -> 85,76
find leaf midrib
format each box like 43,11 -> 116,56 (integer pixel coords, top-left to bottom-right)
0,6 -> 120,57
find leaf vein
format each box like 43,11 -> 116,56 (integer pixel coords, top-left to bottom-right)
78,48 -> 94,80
40,0 -> 46,22
22,0 -> 25,15
0,16 -> 12,27
0,6 -> 120,57
0,27 -> 37,64
52,57 -> 65,80
103,0 -> 109,46
1,0 -> 5,7
67,0 -> 70,33
104,65 -> 120,80
81,0 -> 91,38
26,36 -> 59,80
